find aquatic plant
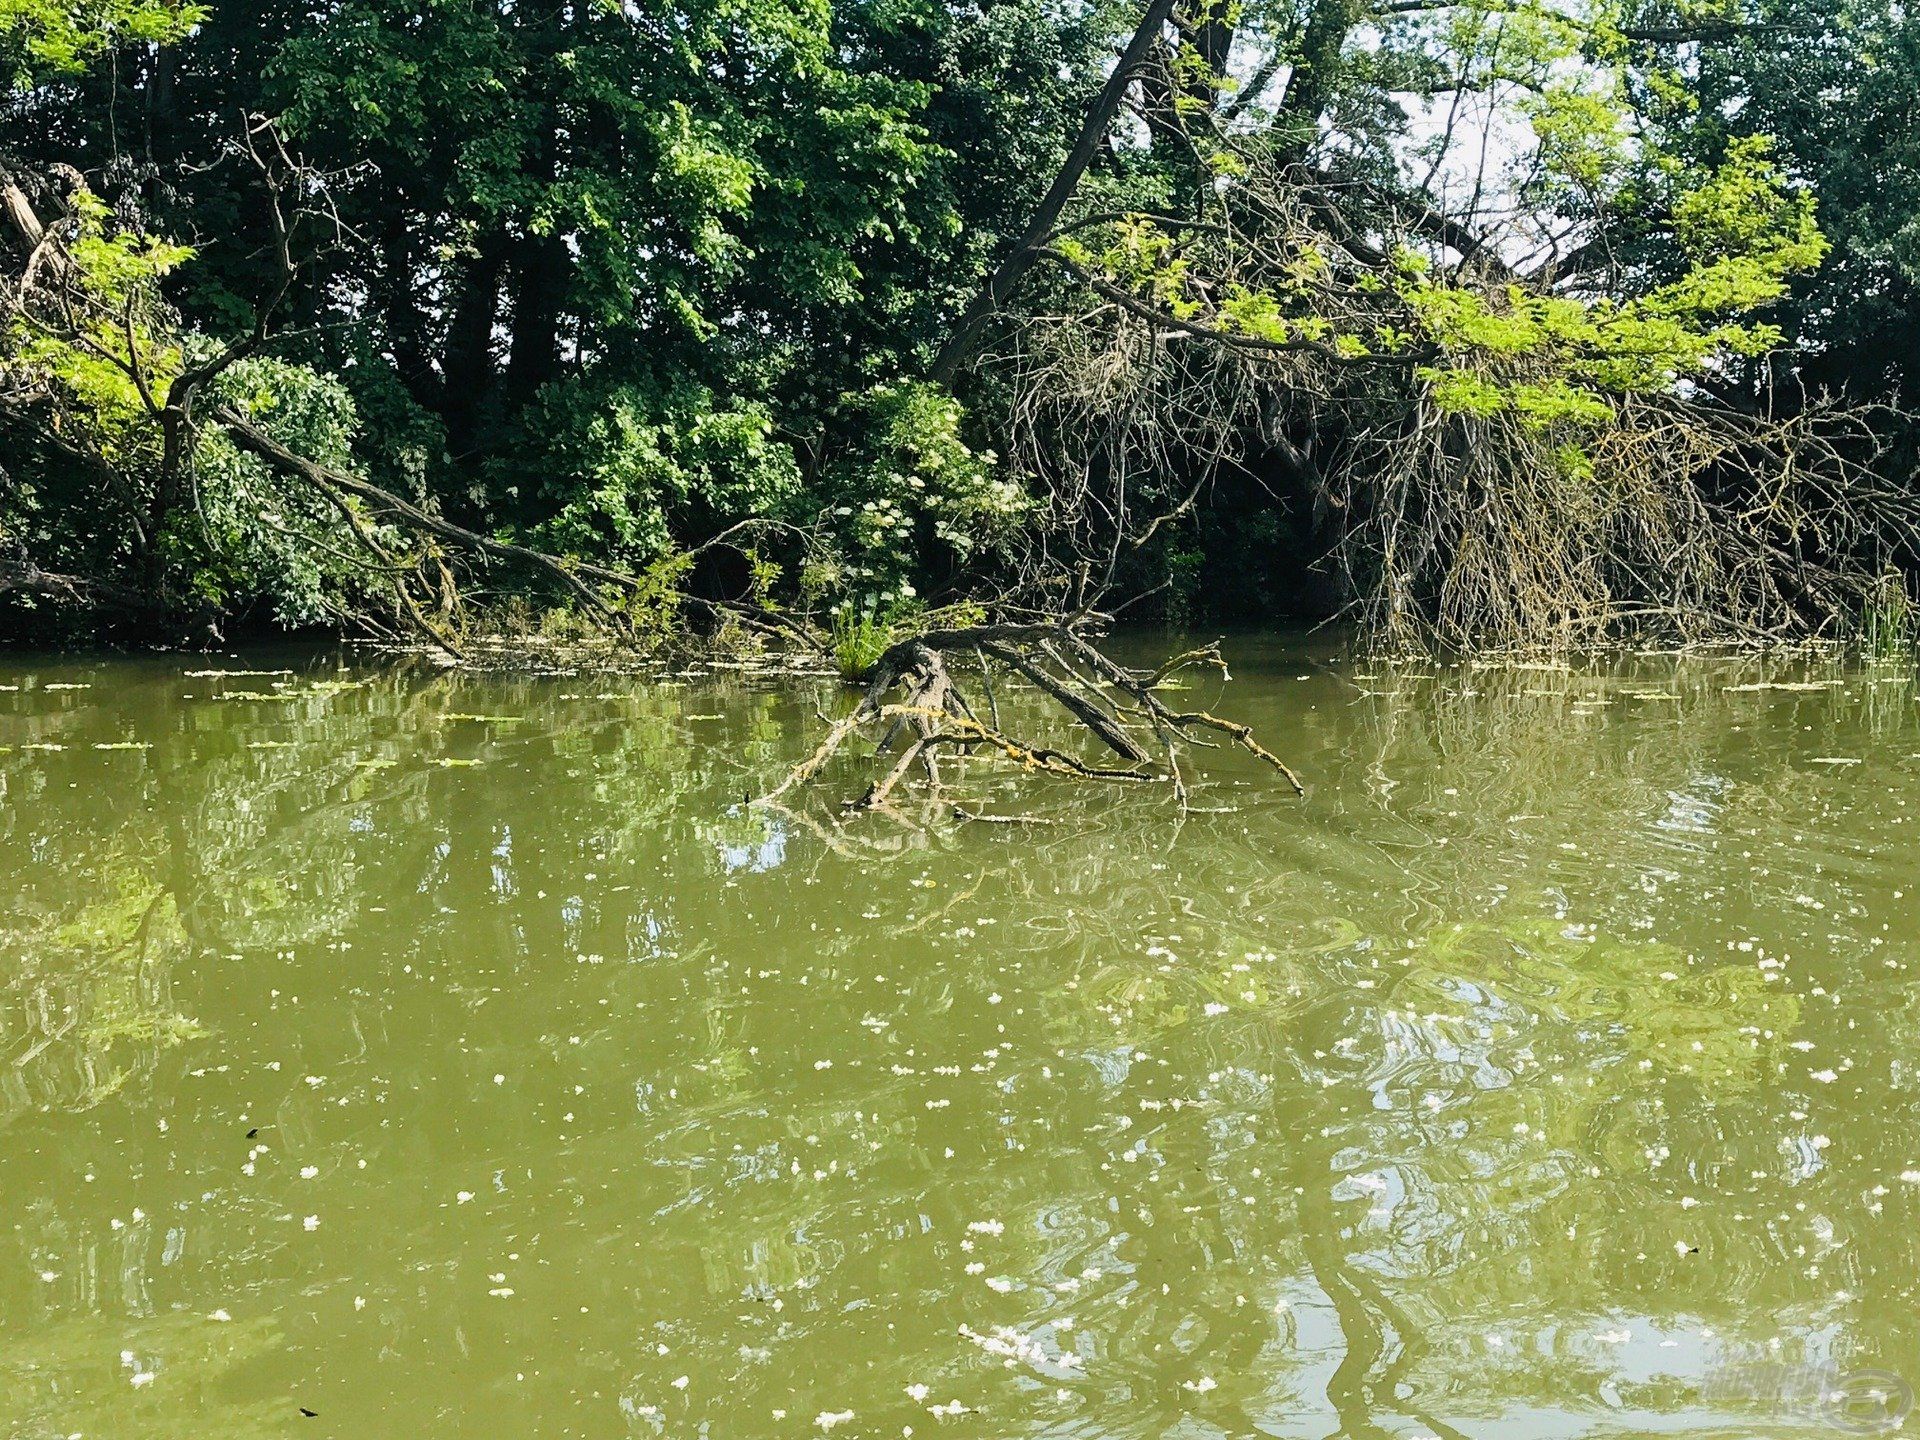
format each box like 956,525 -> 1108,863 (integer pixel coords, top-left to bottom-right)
1858,573 -> 1916,659
831,603 -> 898,682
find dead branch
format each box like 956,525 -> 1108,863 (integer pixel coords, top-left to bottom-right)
0,549 -> 172,614
217,405 -> 632,642
753,619 -> 1302,814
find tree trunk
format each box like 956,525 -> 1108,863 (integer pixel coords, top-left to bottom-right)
1186,0 -> 1236,110
381,204 -> 436,407
928,0 -> 1179,385
505,214 -> 568,403
1276,0 -> 1364,152
504,2 -> 570,405
440,239 -> 506,458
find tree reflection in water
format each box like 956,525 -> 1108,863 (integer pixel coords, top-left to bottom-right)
1,639 -> 1915,1437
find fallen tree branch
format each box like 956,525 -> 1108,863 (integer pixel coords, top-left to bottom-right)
754,619 -> 1302,813
1037,247 -> 1428,368
215,408 -> 1300,820
0,552 -> 176,615
217,406 -> 628,636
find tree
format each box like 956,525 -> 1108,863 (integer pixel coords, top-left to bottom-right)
3,0 -> 1918,660
0,0 -> 203,86
928,0 -> 1918,646
1627,0 -> 1920,401
2,0 -> 1061,633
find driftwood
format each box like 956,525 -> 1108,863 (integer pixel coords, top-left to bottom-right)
754,621 -> 1304,814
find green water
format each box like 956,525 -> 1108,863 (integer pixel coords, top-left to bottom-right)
2,638 -> 1917,1439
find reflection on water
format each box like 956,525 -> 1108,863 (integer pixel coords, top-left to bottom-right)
2,638 -> 1918,1438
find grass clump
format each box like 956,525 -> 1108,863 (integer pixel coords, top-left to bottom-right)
832,603 -> 897,680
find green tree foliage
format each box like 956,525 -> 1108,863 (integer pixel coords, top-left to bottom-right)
0,0 -> 203,85
1626,0 -> 1920,399
63,0 -> 1087,508
0,0 -> 1915,647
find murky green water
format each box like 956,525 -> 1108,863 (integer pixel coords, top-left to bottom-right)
3,638 -> 1918,1439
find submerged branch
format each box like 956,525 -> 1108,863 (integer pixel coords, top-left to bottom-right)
754,620 -> 1302,814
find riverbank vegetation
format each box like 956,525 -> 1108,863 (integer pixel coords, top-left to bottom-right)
4,0 -> 1919,657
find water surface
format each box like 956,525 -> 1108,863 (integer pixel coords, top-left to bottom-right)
2,638 -> 1917,1438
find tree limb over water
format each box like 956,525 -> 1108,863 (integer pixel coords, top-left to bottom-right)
756,623 -> 1303,814
222,405 -> 1306,812
215,417 -> 1303,817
